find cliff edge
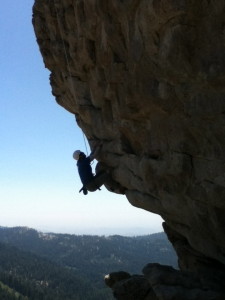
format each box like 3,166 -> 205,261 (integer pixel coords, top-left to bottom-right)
33,1 -> 225,299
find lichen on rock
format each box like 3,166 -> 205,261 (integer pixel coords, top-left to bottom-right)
33,0 -> 225,299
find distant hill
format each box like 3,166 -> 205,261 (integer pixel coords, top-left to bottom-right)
0,227 -> 178,299
0,242 -> 102,300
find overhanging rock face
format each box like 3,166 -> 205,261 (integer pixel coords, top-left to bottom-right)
33,1 -> 225,298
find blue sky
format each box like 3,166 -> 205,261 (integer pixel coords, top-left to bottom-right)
0,1 -> 163,235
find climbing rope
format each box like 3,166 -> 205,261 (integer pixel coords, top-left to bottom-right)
82,131 -> 89,156
53,1 -> 71,71
53,0 -> 90,155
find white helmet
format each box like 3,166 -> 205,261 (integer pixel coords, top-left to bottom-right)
73,150 -> 81,160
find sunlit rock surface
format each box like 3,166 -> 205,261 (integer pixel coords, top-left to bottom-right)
33,1 -> 225,298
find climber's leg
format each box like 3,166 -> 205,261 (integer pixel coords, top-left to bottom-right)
88,162 -> 126,194
96,165 -> 126,194
86,172 -> 109,192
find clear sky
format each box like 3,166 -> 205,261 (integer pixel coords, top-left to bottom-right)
0,1 -> 163,236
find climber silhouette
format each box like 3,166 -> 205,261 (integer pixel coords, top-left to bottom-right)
73,143 -> 108,195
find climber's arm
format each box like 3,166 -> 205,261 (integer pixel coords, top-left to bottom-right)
89,143 -> 102,161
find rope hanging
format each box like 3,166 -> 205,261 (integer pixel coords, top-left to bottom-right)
82,131 -> 89,156
53,0 -> 89,155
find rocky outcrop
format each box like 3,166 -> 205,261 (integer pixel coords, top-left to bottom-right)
32,0 -> 225,299
105,264 -> 224,300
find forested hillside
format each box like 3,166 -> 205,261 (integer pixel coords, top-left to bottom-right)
0,227 -> 177,299
0,242 -> 107,300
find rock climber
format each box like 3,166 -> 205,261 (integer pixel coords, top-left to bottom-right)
73,143 -> 108,195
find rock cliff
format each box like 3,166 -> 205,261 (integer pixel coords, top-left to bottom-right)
33,1 -> 225,299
